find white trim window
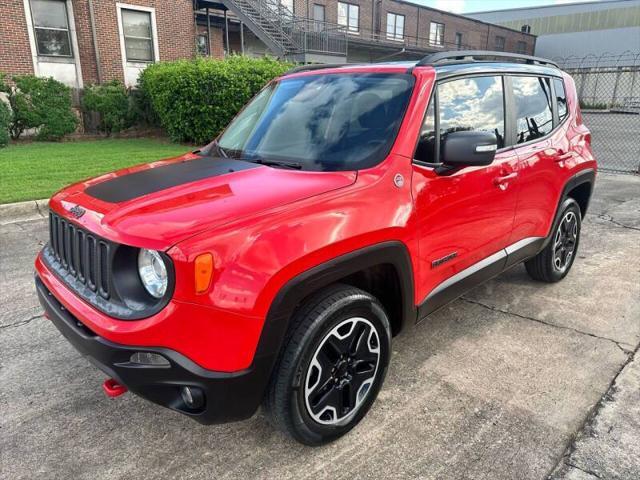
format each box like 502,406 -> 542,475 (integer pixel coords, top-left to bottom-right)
116,3 -> 160,87
29,0 -> 73,57
386,13 -> 405,41
338,2 -> 359,33
121,8 -> 155,62
429,22 -> 445,47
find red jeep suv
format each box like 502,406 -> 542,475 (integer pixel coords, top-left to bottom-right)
35,51 -> 596,445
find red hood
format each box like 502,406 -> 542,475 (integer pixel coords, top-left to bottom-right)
49,153 -> 357,251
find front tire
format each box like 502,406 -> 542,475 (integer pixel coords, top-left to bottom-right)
525,198 -> 582,282
263,284 -> 391,445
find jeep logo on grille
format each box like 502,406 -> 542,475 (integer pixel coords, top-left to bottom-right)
68,205 -> 86,219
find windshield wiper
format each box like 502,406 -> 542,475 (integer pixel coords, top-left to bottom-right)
212,141 -> 229,158
248,158 -> 303,170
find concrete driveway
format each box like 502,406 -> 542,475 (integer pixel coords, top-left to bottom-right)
1,174 -> 638,480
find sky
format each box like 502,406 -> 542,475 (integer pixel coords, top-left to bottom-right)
413,0 -> 604,14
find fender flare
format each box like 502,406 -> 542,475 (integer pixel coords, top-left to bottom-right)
252,240 -> 416,367
543,167 -> 596,248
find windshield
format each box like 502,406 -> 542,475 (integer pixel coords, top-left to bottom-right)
216,73 -> 415,171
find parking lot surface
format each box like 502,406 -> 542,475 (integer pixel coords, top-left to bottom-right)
1,174 -> 638,480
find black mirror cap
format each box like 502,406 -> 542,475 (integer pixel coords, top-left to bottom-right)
442,130 -> 497,168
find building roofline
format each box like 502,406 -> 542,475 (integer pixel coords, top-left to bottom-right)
466,0 -> 636,16
390,0 -> 537,37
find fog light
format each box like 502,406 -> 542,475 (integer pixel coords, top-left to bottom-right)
129,352 -> 170,367
181,386 -> 205,410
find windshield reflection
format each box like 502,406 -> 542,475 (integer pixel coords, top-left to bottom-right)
217,74 -> 414,171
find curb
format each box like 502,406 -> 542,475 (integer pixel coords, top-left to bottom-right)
0,199 -> 49,225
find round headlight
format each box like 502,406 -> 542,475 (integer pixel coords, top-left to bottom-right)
138,249 -> 168,298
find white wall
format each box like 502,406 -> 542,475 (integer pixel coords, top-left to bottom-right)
536,27 -> 640,62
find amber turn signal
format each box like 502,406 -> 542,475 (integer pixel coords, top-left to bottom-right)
194,253 -> 214,294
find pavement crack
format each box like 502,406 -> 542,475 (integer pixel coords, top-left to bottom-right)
0,314 -> 43,330
34,200 -> 46,219
564,461 -> 602,479
547,346 -> 638,479
459,297 -> 631,351
588,212 -> 640,232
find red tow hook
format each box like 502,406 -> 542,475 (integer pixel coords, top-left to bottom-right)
102,378 -> 128,398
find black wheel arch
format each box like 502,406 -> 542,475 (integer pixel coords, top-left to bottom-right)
544,168 -> 595,249
255,241 -> 416,362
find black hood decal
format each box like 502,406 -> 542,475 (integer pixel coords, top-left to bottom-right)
85,156 -> 259,203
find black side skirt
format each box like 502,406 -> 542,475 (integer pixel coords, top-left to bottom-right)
417,236 -> 545,320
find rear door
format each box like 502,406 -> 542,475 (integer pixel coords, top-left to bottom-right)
411,75 -> 520,312
509,75 -> 570,243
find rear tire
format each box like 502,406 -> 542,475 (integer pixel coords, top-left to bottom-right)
263,284 -> 391,446
525,198 -> 581,283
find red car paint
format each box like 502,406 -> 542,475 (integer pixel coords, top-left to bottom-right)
36,64 -> 596,380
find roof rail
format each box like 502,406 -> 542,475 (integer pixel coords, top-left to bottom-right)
283,63 -> 354,76
416,50 -> 559,68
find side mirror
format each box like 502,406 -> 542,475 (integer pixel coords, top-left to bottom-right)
441,131 -> 497,168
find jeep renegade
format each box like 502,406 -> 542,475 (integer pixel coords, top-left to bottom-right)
35,51 -> 596,445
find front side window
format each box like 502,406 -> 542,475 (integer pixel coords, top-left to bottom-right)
512,76 -> 553,144
554,78 -> 568,123
438,76 -> 505,150
386,13 -> 405,41
429,22 -> 445,47
415,76 -> 505,163
338,2 -> 359,33
494,35 -> 506,51
217,74 -> 415,171
30,0 -> 73,57
121,9 -> 154,62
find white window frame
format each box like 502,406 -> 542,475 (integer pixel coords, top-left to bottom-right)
386,13 -> 405,41
338,2 -> 359,33
116,3 -> 160,67
22,0 -> 83,87
429,22 -> 445,47
495,35 -> 506,51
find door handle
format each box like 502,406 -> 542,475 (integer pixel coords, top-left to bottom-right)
494,172 -> 518,183
493,172 -> 518,190
555,152 -> 573,162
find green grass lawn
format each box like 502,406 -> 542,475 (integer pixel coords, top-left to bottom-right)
0,139 -> 189,204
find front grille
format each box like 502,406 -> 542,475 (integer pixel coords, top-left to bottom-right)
49,212 -> 111,299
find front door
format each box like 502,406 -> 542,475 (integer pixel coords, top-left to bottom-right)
411,75 -> 520,315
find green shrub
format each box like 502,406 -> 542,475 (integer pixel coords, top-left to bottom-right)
3,74 -> 77,140
82,81 -> 132,134
139,56 -> 292,143
0,100 -> 10,148
128,87 -> 160,128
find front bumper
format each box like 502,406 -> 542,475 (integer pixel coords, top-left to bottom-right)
36,276 -> 271,424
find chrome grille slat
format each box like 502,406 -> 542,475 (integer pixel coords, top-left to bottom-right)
48,212 -> 110,299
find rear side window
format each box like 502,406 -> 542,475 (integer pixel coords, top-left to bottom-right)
438,76 -> 505,149
512,76 -> 553,144
554,78 -> 568,123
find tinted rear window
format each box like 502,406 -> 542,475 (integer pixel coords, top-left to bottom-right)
554,78 -> 568,123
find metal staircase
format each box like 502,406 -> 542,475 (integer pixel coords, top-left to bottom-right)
219,0 -> 347,62
220,0 -> 298,58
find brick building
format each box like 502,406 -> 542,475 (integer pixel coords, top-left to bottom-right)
1,0 -> 196,87
0,0 -> 536,88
